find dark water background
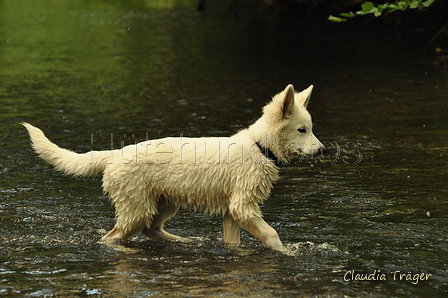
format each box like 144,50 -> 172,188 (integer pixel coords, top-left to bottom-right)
1,1 -> 447,297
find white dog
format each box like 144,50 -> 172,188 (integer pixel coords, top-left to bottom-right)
23,84 -> 325,252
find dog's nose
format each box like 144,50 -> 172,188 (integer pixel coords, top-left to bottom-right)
319,146 -> 326,155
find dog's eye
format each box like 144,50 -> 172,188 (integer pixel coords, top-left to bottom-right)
298,128 -> 306,133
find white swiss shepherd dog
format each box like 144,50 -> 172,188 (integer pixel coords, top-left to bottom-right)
23,84 -> 325,253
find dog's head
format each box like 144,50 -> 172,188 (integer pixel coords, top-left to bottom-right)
261,84 -> 325,162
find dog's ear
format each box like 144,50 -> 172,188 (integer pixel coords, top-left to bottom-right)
298,85 -> 314,107
282,84 -> 295,118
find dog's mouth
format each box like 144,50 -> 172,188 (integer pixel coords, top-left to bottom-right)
296,146 -> 326,157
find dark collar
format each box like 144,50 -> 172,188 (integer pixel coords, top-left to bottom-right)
255,142 -> 281,166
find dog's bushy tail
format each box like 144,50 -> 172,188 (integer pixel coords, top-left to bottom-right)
22,123 -> 110,177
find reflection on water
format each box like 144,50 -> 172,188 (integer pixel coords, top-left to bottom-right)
1,0 -> 447,297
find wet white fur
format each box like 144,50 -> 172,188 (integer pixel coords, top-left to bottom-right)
22,84 -> 324,252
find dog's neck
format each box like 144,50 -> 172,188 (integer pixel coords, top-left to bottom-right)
255,142 -> 281,166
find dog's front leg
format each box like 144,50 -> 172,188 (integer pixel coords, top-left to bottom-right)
242,217 -> 284,252
223,211 -> 241,245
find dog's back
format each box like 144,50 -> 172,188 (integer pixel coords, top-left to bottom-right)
102,132 -> 279,220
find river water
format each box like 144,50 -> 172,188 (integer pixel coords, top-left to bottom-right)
1,1 -> 447,297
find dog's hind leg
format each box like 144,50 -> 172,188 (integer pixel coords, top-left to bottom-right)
241,216 -> 285,252
100,186 -> 158,242
142,199 -> 180,241
101,219 -> 145,241
223,211 -> 241,245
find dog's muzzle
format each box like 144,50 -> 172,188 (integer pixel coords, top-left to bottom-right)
298,145 -> 326,157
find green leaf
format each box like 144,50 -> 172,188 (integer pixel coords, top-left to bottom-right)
421,0 -> 434,7
361,2 -> 375,12
377,4 -> 388,11
396,1 -> 408,10
340,12 -> 355,18
410,0 -> 420,9
387,4 -> 399,12
328,15 -> 347,22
